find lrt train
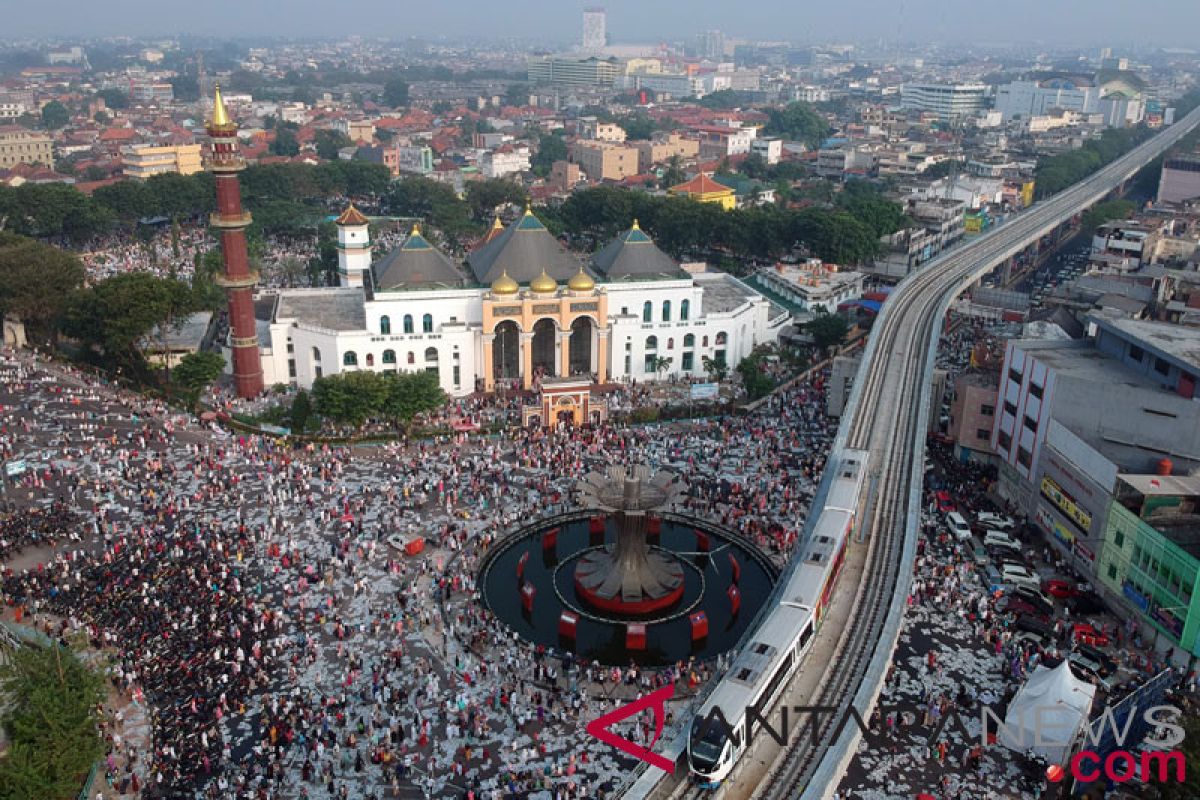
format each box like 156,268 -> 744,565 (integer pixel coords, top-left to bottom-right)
687,448 -> 868,787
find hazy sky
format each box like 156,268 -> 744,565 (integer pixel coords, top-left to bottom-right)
6,0 -> 1200,48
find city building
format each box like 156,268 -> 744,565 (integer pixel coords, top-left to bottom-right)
634,133 -> 700,173
1157,154 -> 1200,205
569,140 -> 639,182
694,124 -> 757,160
129,80 -> 174,105
900,83 -> 988,121
750,137 -> 782,165
947,369 -> 999,462
826,354 -> 861,417
582,7 -> 607,52
994,78 -> 1100,121
122,143 -> 203,179
694,30 -> 726,59
479,146 -> 531,179
0,125 -> 53,169
668,173 -> 736,209
397,145 -> 434,176
548,160 -> 581,192
753,260 -> 865,311
527,56 -> 619,87
577,118 -> 626,142
0,102 -> 24,120
254,210 -> 788,397
336,119 -> 375,143
991,314 -> 1200,511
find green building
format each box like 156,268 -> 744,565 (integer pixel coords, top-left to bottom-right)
1097,473 -> 1200,658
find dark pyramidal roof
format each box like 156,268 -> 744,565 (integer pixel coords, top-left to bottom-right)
374,227 -> 467,290
590,222 -> 689,281
466,209 -> 586,285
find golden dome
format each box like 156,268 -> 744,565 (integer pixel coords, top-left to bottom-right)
568,268 -> 595,292
210,84 -> 233,129
530,270 -> 558,294
490,271 -> 519,295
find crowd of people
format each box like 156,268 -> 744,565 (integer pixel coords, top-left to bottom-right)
0,342 -> 840,799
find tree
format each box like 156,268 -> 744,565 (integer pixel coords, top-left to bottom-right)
314,128 -> 353,160
736,352 -> 774,400
383,79 -> 410,108
1080,199 -> 1135,233
290,389 -> 313,433
0,233 -> 86,345
702,354 -> 729,383
311,370 -> 390,427
62,273 -> 194,373
381,370 -> 446,426
653,355 -> 673,378
271,127 -> 300,157
661,156 -> 686,189
465,179 -> 529,222
504,83 -> 531,108
171,351 -> 226,401
40,100 -> 70,130
531,132 -> 568,177
92,181 -> 155,222
836,181 -> 908,238
806,311 -> 849,356
0,644 -> 105,800
96,88 -> 129,109
764,102 -> 830,149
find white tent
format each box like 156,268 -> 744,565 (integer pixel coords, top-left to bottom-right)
997,660 -> 1097,764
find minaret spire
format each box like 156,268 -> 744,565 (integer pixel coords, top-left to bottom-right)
206,85 -> 264,398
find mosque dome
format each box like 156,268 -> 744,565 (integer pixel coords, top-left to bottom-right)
530,270 -> 558,294
568,269 -> 595,292
491,271 -> 519,295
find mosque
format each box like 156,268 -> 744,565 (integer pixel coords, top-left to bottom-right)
253,205 -> 789,400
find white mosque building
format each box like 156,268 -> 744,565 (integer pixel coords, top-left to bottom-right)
253,205 -> 789,398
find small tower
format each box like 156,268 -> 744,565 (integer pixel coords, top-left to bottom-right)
335,203 -> 371,287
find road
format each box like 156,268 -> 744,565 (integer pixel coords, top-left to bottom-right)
753,106 -> 1200,800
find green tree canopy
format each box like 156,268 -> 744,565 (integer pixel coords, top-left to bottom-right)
96,88 -> 129,109
465,179 -> 529,222
271,127 -> 300,157
312,369 -> 445,428
315,128 -> 353,160
836,180 -> 908,239
806,311 -> 849,355
531,132 -> 568,177
383,79 -> 410,108
0,233 -> 85,344
171,351 -> 226,400
62,272 -> 195,372
764,102 -> 830,149
0,644 -> 106,800
40,100 -> 70,130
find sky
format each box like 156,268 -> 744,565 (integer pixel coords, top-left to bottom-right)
5,0 -> 1200,48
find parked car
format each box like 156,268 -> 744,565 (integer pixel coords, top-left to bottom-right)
945,511 -> 972,540
984,530 -> 1018,549
997,595 -> 1051,620
1069,652 -> 1118,690
981,564 -> 1006,594
975,512 -> 1016,532
986,541 -> 1023,561
1066,591 -> 1108,616
1075,643 -> 1117,674
1073,623 -> 1111,647
1010,586 -> 1055,617
1015,614 -> 1054,642
936,492 -> 957,514
1002,564 -> 1041,591
1043,579 -> 1076,599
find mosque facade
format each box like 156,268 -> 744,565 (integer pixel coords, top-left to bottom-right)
252,206 -> 788,397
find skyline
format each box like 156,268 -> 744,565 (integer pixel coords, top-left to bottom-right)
4,0 -> 1200,49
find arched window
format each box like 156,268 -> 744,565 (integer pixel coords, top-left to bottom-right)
667,338 -> 674,350
662,300 -> 671,322
380,315 -> 391,335
642,301 -> 652,323
422,314 -> 433,333
407,352 -> 415,365
646,336 -> 658,351
424,347 -> 439,362
403,315 -> 414,334
312,347 -> 322,363
684,334 -> 695,348
680,299 -> 690,321
366,353 -> 375,367
715,331 -> 727,345
382,350 -> 396,365
343,351 -> 358,366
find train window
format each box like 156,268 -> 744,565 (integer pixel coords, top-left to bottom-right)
817,535 -> 832,544
753,643 -> 770,655
806,551 -> 826,565
736,668 -> 753,681
799,622 -> 814,650
755,652 -> 795,716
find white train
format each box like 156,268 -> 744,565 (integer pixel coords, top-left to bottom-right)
687,449 -> 868,787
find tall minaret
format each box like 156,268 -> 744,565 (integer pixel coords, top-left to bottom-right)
207,85 -> 264,398
334,203 -> 371,287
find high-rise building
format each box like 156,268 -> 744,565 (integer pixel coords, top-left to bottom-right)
206,85 -> 264,399
527,56 -> 619,87
582,7 -> 606,52
695,30 -> 725,59
900,83 -> 988,121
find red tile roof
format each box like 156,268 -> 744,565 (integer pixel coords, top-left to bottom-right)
670,173 -> 732,195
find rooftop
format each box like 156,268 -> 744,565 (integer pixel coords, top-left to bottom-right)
695,273 -> 760,314
274,288 -> 367,331
1089,313 -> 1200,372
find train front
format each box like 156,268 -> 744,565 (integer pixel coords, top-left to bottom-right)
687,715 -> 735,787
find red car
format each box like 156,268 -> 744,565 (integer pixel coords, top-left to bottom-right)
1043,579 -> 1076,599
935,491 -> 955,513
1073,623 -> 1110,647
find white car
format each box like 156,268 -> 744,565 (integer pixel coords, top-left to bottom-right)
976,512 -> 1015,532
1002,564 -> 1040,591
984,530 -> 1017,549
945,511 -> 972,540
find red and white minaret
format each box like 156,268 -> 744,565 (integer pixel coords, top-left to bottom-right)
206,84 -> 264,398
